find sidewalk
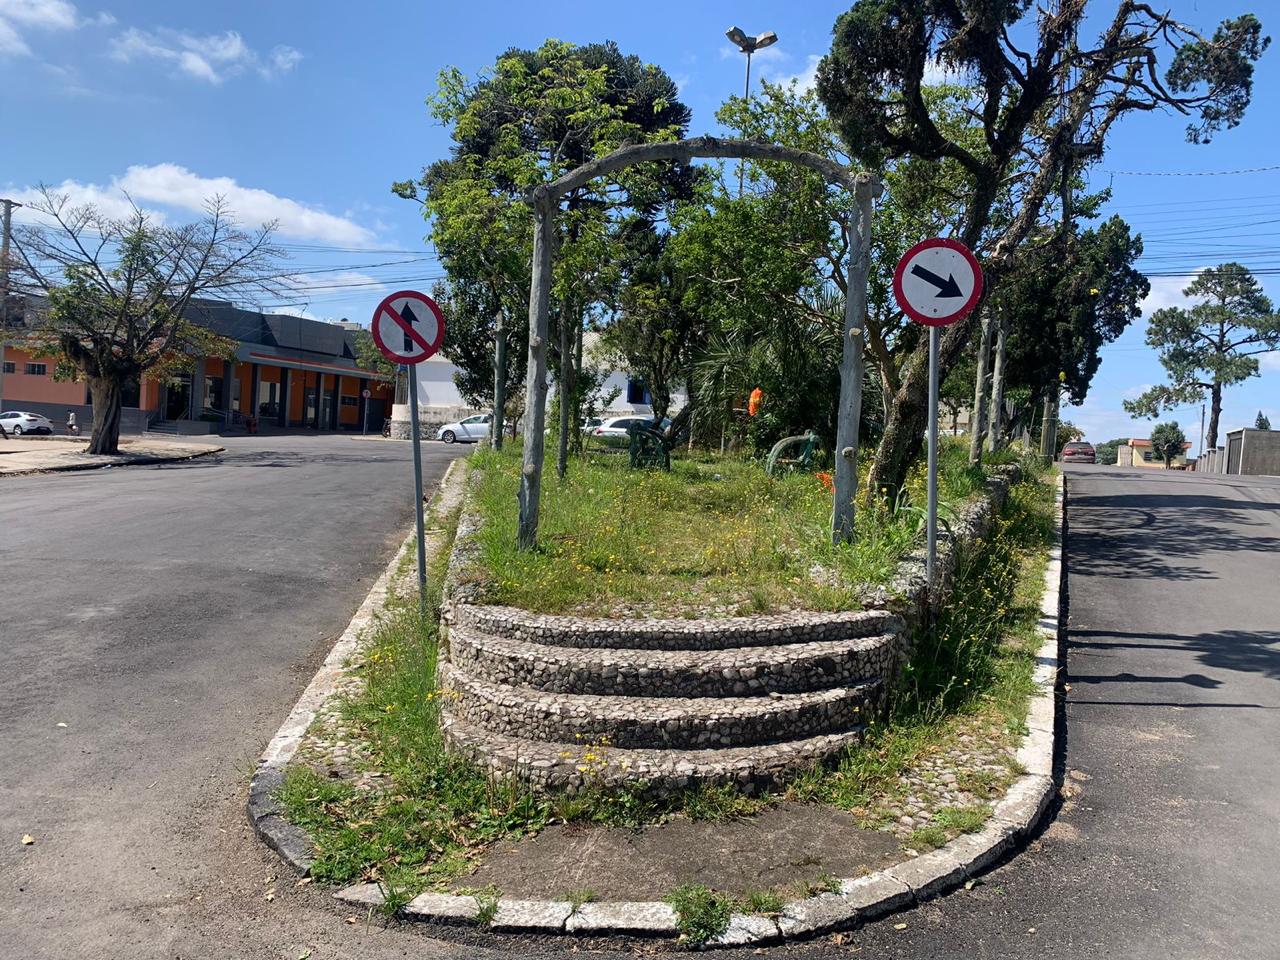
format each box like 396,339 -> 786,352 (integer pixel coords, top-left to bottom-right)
0,436 -> 224,476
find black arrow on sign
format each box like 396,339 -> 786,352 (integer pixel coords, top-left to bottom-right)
910,263 -> 964,298
399,302 -> 419,352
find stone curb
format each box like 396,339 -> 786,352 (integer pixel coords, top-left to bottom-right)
0,443 -> 225,478
327,471 -> 1068,944
246,457 -> 464,874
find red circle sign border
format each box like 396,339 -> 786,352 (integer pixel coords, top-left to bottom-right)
370,289 -> 446,365
893,238 -> 984,328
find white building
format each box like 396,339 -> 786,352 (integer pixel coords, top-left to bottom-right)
411,330 -> 686,422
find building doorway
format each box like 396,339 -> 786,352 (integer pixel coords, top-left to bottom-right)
165,374 -> 192,420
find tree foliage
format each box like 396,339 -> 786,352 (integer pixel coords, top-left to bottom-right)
816,0 -> 1268,495
1257,410 -> 1272,431
999,214 -> 1148,405
1123,263 -> 1280,449
1094,437 -> 1128,465
1151,420 -> 1188,468
394,39 -> 698,432
12,189 -> 285,454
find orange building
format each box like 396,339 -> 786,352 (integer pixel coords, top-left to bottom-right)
1,298 -> 394,435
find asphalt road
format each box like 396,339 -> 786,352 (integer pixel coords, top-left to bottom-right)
773,464 -> 1280,960
4,456 -> 1277,959
0,434 -> 468,960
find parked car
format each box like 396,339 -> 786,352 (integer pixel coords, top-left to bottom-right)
436,413 -> 491,444
1060,440 -> 1096,464
590,415 -> 669,448
0,410 -> 55,435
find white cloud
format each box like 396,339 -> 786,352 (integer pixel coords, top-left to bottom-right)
109,26 -> 301,83
0,0 -> 96,57
1261,351 -> 1280,373
0,16 -> 29,54
1140,273 -> 1198,316
0,0 -> 78,30
1121,383 -> 1154,401
10,165 -> 376,246
922,58 -> 967,86
772,53 -> 821,93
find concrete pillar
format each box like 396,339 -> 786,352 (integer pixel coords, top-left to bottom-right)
279,368 -> 290,427
250,363 -> 260,419
225,362 -> 236,427
189,358 -> 206,419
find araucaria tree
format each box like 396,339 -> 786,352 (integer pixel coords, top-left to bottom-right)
1150,420 -> 1187,468
817,1 -> 1268,496
1124,263 -> 1280,449
394,39 -> 698,475
12,189 -> 285,454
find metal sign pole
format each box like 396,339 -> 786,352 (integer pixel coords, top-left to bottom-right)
926,325 -> 940,584
407,364 -> 428,621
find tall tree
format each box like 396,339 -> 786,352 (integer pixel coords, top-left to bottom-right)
818,1 -> 1268,496
1150,420 -> 1188,468
394,39 -> 698,474
1257,410 -> 1272,431
995,214 -> 1148,438
1124,263 -> 1280,449
12,189 -> 285,454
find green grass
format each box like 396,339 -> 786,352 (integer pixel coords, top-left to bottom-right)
784,471 -> 1056,829
666,883 -> 734,944
461,440 -> 994,616
740,889 -> 785,915
278,454 -> 1056,906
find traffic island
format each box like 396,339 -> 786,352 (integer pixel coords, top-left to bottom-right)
252,448 -> 1064,946
0,437 -> 224,477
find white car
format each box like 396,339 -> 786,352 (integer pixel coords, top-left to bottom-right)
590,415 -> 668,447
436,413 -> 491,444
0,410 -> 55,435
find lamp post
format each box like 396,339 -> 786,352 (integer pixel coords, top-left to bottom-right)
725,26 -> 777,197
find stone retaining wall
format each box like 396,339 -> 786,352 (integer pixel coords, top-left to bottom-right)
437,461 -> 1024,793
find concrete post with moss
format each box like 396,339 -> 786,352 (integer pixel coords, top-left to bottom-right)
832,175 -> 879,545
518,191 -> 555,549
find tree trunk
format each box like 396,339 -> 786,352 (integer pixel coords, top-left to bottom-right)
492,311 -> 506,451
555,300 -> 573,480
968,308 -> 993,464
867,311 -> 975,501
518,197 -> 554,550
1206,383 -> 1222,450
570,318 -> 584,454
986,312 -> 1007,452
87,375 -> 123,455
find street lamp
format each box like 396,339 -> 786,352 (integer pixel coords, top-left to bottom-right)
725,26 -> 778,196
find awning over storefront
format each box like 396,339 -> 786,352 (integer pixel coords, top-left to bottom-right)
241,349 -> 392,381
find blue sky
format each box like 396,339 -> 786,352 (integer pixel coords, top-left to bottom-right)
3,0 -> 1278,451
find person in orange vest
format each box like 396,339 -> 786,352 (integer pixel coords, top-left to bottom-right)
748,387 -> 763,417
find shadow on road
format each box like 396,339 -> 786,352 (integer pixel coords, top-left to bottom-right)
1069,488 -> 1280,583
1071,628 -> 1280,681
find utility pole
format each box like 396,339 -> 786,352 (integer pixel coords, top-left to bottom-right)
725,27 -> 777,198
0,198 -> 22,412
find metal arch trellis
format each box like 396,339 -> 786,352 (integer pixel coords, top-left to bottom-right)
514,135 -> 882,550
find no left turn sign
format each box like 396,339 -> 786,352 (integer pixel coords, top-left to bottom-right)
893,238 -> 983,327
371,290 -> 445,365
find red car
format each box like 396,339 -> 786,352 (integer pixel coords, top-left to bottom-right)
1060,441 -> 1096,464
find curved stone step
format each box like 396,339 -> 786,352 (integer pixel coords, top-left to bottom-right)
440,715 -> 866,795
440,663 -> 882,750
446,624 -> 898,697
454,604 -> 903,651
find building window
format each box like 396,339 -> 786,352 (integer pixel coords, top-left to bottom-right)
2,361 -> 13,374
24,362 -> 47,376
340,395 -> 359,407
1142,450 -> 1153,461
626,377 -> 651,405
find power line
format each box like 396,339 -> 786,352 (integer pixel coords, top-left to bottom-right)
1103,164 -> 1280,177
